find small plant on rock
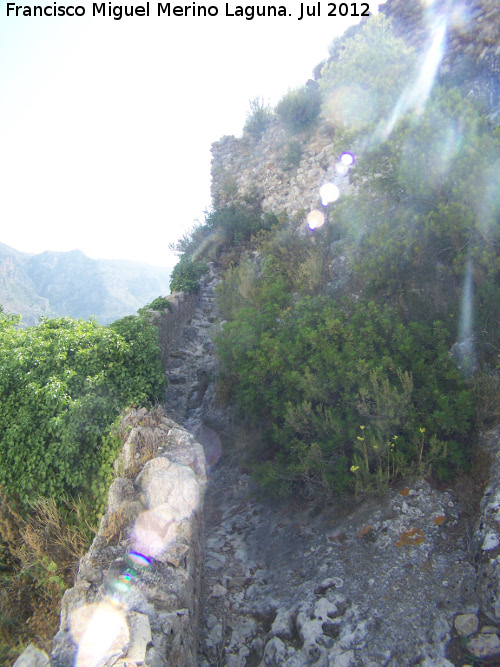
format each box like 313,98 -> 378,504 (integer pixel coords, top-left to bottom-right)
137,296 -> 172,316
283,140 -> 303,170
276,84 -> 322,134
243,98 -> 274,140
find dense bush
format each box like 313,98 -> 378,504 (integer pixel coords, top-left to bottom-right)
205,200 -> 278,246
275,84 -> 322,134
336,87 -> 500,354
171,14 -> 498,505
168,221 -> 213,257
169,255 -> 208,293
167,198 -> 277,290
0,313 -> 166,512
283,140 -> 302,169
168,197 -> 280,280
217,290 -> 474,496
0,307 -> 166,659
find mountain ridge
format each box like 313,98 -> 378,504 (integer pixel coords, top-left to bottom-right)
0,241 -> 174,325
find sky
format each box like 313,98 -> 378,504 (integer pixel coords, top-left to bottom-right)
0,0 -> 384,268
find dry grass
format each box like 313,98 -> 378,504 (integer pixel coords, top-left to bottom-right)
100,503 -> 141,546
295,248 -> 326,295
123,426 -> 162,478
0,491 -> 94,662
21,496 -> 90,570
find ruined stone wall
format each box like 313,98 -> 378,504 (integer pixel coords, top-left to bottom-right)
18,408 -> 207,667
211,120 -> 346,221
211,0 -> 499,224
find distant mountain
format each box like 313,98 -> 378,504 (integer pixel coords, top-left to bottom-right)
0,242 -> 173,326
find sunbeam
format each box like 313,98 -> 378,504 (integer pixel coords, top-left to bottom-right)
378,13 -> 447,142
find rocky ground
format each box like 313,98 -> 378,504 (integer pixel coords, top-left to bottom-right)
196,455 -> 494,667
161,267 -> 500,667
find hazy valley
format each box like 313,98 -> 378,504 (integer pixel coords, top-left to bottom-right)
0,242 -> 173,325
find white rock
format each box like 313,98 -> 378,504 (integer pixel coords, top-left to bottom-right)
228,617 -> 258,651
454,613 -> 479,637
468,632 -> 500,661
211,584 -> 227,597
137,457 -> 202,518
314,597 -> 338,621
271,607 -> 296,640
13,645 -> 50,667
123,612 -> 152,664
328,649 -> 357,667
482,531 -> 500,551
261,637 -> 287,666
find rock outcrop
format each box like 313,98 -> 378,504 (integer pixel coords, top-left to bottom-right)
381,0 -> 500,119
153,290 -> 199,369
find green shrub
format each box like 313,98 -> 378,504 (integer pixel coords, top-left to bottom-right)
313,59 -> 326,81
169,256 -> 208,293
109,314 -> 167,404
216,291 -> 474,496
320,14 -> 416,128
0,308 -> 166,658
0,313 -> 166,513
243,98 -> 274,140
215,259 -> 260,320
168,196 -> 280,271
168,221 -> 213,257
275,85 -> 322,134
205,201 -> 278,246
283,140 -> 302,169
137,296 -> 172,316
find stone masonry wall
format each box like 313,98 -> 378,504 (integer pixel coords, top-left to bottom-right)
17,408 -> 207,667
211,120 -> 346,221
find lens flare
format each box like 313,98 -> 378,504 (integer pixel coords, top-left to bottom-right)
452,255 -> 477,377
340,152 -> 354,166
72,602 -> 129,667
477,161 -> 500,237
132,509 -> 176,559
459,256 -> 474,344
320,183 -> 340,205
189,424 -> 222,471
307,210 -> 325,230
324,84 -> 375,130
378,15 -> 447,141
128,551 -> 152,567
113,570 -> 135,593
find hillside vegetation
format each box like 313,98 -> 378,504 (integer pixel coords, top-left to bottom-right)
1,5 -> 499,663
0,305 -> 166,660
175,13 -> 500,498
